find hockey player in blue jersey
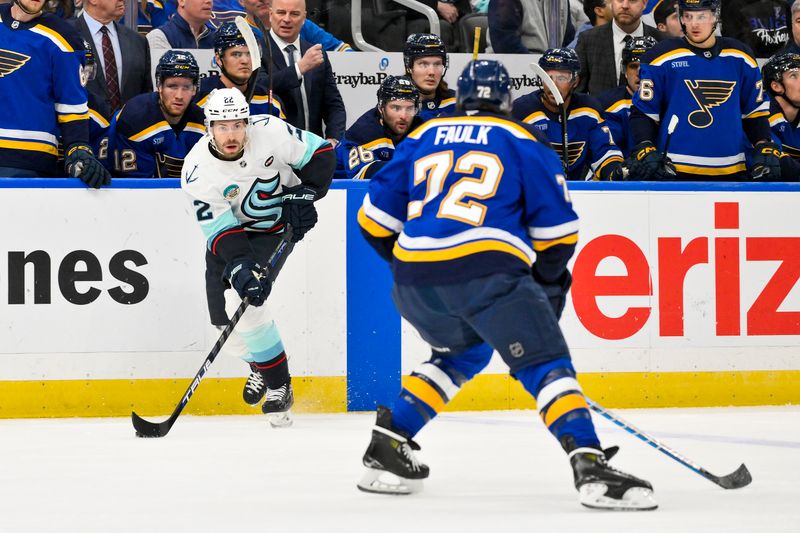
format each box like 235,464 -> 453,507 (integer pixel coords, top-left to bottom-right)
107,51 -> 206,178
512,48 -> 625,181
404,33 -> 456,122
597,36 -> 658,158
195,21 -> 285,119
0,0 -> 110,187
356,59 -> 656,511
630,0 -> 781,181
763,53 -> 800,161
334,76 -> 423,180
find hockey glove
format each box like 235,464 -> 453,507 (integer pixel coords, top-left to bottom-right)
223,258 -> 271,307
751,142 -> 782,181
628,141 -> 676,181
65,143 -> 111,189
532,267 -> 572,320
280,184 -> 318,243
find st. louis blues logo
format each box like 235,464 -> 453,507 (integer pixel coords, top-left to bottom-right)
241,174 -> 282,229
685,80 -> 735,128
551,141 -> 586,167
0,49 -> 30,77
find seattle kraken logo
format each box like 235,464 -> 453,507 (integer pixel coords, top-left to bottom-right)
242,174 -> 282,229
551,141 -> 586,167
685,80 -> 736,128
0,49 -> 30,77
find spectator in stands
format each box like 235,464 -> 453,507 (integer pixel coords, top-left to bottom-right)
722,0 -> 789,58
106,50 -> 206,178
576,0 -> 662,95
265,0 -> 346,144
653,0 -> 681,36
782,0 -> 800,54
403,33 -> 456,121
487,0 -> 575,54
403,0 -> 472,52
73,0 -> 152,113
568,0 -> 613,48
194,21 -> 286,118
147,0 -> 216,50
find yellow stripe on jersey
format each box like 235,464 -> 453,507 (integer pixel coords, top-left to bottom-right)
569,107 -> 601,122
532,233 -> 578,252
130,121 -> 171,141
440,97 -> 456,107
57,113 -> 90,123
88,109 -> 110,128
394,239 -> 533,266
357,207 -> 395,237
605,99 -> 631,113
719,48 -> 758,69
674,162 -> 747,176
30,25 -> 74,52
769,113 -> 787,127
362,137 -> 394,150
196,94 -> 210,107
408,115 -> 539,142
745,109 -> 769,119
0,139 -> 58,155
542,393 -> 588,427
404,376 -> 447,413
650,48 -> 694,66
522,110 -> 547,124
185,122 -> 206,134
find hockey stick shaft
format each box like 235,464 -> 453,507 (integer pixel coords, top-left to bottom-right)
131,226 -> 294,438
249,15 -> 274,115
529,62 -> 569,174
235,16 -> 262,104
587,398 -> 752,489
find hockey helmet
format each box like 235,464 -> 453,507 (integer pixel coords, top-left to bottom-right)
539,48 -> 581,76
204,88 -> 250,124
155,50 -> 200,87
403,33 -> 449,73
377,75 -> 420,110
214,21 -> 249,56
762,52 -> 800,96
622,36 -> 657,67
677,0 -> 721,36
456,59 -> 512,115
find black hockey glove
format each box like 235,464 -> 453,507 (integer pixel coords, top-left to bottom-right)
751,142 -> 782,181
532,267 -> 572,320
280,184 -> 318,243
223,258 -> 271,307
628,141 -> 676,181
598,160 -> 625,181
65,143 -> 111,189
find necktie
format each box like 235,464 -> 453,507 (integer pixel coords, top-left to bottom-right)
100,26 -> 122,111
285,44 -> 308,130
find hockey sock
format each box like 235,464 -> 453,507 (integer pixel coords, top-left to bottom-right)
252,352 -> 290,389
391,343 -> 493,438
515,357 -> 600,451
238,321 -> 289,387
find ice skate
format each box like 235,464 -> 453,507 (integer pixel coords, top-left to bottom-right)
242,363 -> 267,406
357,406 -> 429,495
570,448 -> 657,511
262,382 -> 294,428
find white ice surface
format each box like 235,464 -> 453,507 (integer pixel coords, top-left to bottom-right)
0,407 -> 798,533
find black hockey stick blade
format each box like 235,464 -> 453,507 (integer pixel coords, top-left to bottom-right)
132,411 -> 177,438
709,463 -> 752,490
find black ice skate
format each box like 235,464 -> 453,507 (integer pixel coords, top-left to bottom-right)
242,363 -> 267,406
261,382 -> 294,428
570,448 -> 657,511
357,406 -> 429,495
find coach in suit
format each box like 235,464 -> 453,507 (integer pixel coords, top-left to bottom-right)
72,0 -> 152,113
266,0 -> 346,143
576,0 -> 661,95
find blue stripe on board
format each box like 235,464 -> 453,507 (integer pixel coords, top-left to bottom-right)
345,183 -> 401,412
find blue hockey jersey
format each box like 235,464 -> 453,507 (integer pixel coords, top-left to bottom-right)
633,37 -> 769,178
0,5 -> 88,176
767,98 -> 800,160
597,85 -> 635,157
418,89 -> 456,122
511,91 -> 623,180
107,92 -> 205,178
195,75 -> 285,119
358,112 -> 579,286
334,108 -> 423,180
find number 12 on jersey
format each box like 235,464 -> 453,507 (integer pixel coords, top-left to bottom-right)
408,150 -> 503,226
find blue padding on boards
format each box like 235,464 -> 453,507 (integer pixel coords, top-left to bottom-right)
345,185 -> 401,411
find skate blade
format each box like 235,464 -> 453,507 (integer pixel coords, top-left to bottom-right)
267,412 -> 293,428
578,483 -> 658,511
357,468 -> 423,495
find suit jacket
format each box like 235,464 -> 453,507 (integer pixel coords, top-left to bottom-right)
266,34 -> 346,140
576,22 -> 662,96
72,15 -> 152,112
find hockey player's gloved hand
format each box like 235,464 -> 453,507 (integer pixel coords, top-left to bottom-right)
223,258 -> 271,307
598,161 -> 626,181
629,141 -> 676,181
532,267 -> 572,320
280,184 -> 318,243
65,144 -> 111,189
751,142 -> 782,181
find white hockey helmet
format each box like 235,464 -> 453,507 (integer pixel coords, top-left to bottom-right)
204,88 -> 250,126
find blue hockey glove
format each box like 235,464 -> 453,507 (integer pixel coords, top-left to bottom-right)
751,142 -> 782,181
280,184 -> 318,243
628,141 -> 676,181
65,143 -> 111,188
223,258 -> 271,307
532,267 -> 572,320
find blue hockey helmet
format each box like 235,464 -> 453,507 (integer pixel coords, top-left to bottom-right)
377,75 -> 420,110
538,48 -> 581,75
214,21 -> 248,56
403,33 -> 448,73
762,52 -> 800,96
155,50 -> 200,87
456,59 -> 512,115
622,36 -> 657,67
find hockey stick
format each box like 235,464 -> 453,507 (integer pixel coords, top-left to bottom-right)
587,398 -> 752,489
131,226 -> 294,438
661,114 -> 679,179
235,16 -> 262,104
249,15 -> 275,116
530,62 -> 569,174
472,27 -> 481,60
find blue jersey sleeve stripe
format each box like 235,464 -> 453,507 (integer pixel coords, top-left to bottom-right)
358,206 -> 396,237
528,219 -> 579,240
532,233 -> 579,252
361,194 -> 404,233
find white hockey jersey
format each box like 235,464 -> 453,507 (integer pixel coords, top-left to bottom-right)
181,115 -> 328,249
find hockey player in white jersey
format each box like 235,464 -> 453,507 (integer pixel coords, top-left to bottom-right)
182,88 -> 335,425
